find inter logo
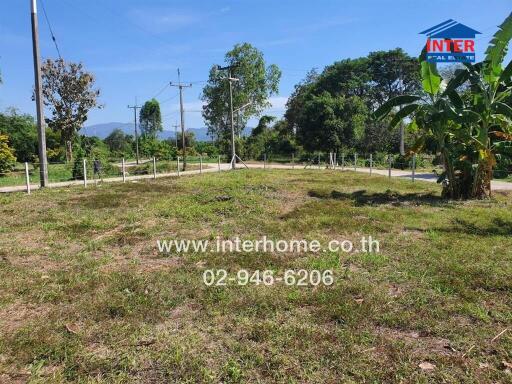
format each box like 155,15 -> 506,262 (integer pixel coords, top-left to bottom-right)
420,19 -> 481,63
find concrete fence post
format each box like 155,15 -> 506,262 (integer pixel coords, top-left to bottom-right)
354,153 -> 357,172
334,152 -> 337,170
369,154 -> 373,176
122,158 -> 126,183
341,153 -> 345,171
83,159 -> 87,187
218,155 -> 221,172
200,155 -> 203,174
153,157 -> 157,179
25,162 -> 31,194
318,153 -> 321,169
264,154 -> 267,170
412,154 -> 416,182
177,157 -> 181,177
388,155 -> 392,179
292,153 -> 295,169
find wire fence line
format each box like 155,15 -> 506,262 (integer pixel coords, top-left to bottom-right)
1,152 -> 511,194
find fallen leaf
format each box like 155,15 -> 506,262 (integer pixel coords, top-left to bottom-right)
65,323 -> 80,335
419,362 -> 436,371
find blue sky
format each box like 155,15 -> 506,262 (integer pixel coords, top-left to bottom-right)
0,0 -> 510,131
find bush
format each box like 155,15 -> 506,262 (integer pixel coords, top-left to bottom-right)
0,134 -> 16,175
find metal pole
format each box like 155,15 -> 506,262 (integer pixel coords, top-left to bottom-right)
200,155 -> 203,174
412,154 -> 416,182
388,155 -> 392,179
25,162 -> 31,194
153,157 -> 157,179
122,158 -> 126,182
31,0 -> 48,187
229,73 -> 236,170
369,154 -> 373,176
127,102 -> 140,165
177,157 -> 180,176
170,69 -> 192,171
83,158 -> 87,187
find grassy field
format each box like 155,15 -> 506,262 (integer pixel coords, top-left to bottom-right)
0,170 -> 511,383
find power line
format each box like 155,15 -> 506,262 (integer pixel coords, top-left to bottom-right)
40,0 -> 62,60
149,83 -> 170,99
158,92 -> 180,104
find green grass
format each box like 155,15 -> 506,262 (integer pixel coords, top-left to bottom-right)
0,170 -> 511,383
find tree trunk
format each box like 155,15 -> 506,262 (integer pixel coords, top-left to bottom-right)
471,157 -> 493,199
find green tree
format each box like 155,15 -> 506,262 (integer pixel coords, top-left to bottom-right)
0,109 -> 38,162
0,134 -> 16,175
201,42 -> 281,152
177,130 -> 196,150
104,128 -> 134,157
41,59 -> 101,162
296,92 -> 367,153
139,99 -> 163,138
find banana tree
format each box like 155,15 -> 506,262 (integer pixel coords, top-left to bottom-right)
451,12 -> 512,198
373,52 -> 468,198
374,12 -> 512,199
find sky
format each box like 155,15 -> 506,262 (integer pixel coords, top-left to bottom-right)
0,0 -> 511,132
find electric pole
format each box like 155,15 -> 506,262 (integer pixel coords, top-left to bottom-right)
31,0 -> 48,187
170,69 -> 192,170
127,100 -> 141,164
173,121 -> 179,148
216,65 -> 240,170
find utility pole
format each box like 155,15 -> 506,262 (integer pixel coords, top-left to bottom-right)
31,0 -> 48,187
173,121 -> 179,149
127,100 -> 141,164
170,69 -> 192,170
216,65 -> 240,170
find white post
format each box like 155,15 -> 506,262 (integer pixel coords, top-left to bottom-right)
354,153 -> 357,172
388,155 -> 392,179
177,157 -> 181,176
25,162 -> 31,194
153,157 -> 157,179
412,154 -> 416,182
83,158 -> 87,187
341,153 -> 345,171
122,158 -> 126,183
200,155 -> 203,174
218,155 -> 221,172
369,154 -> 373,176
264,154 -> 266,170
292,153 -> 295,169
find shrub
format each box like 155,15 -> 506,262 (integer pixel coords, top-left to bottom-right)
0,134 -> 16,175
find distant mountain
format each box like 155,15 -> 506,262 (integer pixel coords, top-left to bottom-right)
82,122 -> 252,141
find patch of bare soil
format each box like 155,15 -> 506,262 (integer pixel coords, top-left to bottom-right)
0,229 -> 79,272
0,301 -> 52,334
375,326 -> 457,356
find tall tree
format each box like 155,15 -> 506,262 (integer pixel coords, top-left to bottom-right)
40,59 -> 101,161
201,43 -> 281,148
139,98 -> 163,138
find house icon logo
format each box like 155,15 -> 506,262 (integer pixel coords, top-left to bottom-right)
420,20 -> 481,63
